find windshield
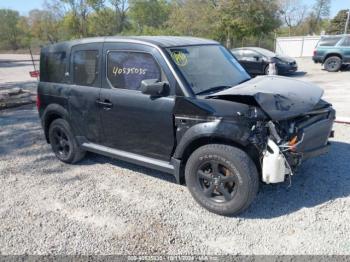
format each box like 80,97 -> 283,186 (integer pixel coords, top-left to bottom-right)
167,45 -> 250,95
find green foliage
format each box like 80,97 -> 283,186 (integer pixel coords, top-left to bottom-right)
88,8 -> 118,36
167,0 -> 219,39
28,9 -> 63,43
327,9 -> 350,35
61,12 -> 81,38
16,17 -> 32,48
218,0 -> 281,48
0,0 -> 341,51
0,9 -> 23,49
129,0 -> 171,33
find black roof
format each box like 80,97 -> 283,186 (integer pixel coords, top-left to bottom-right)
121,36 -> 218,47
43,36 -> 219,51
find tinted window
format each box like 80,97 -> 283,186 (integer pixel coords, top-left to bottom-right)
40,51 -> 67,83
73,50 -> 98,86
341,37 -> 350,47
107,51 -> 162,90
318,37 -> 342,47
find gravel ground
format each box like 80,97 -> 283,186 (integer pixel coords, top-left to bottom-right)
0,105 -> 350,255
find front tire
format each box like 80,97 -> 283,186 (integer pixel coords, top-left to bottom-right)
324,56 -> 342,72
48,118 -> 86,164
185,144 -> 259,216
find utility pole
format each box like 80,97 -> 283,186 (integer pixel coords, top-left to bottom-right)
345,9 -> 350,34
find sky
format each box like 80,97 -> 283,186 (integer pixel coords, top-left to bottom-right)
0,0 -> 349,17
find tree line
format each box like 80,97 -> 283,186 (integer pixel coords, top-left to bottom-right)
0,0 -> 348,51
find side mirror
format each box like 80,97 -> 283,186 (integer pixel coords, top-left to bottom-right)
140,79 -> 169,97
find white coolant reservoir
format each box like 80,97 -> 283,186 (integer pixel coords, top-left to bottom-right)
262,139 -> 290,184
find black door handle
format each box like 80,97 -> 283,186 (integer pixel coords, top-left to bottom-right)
96,99 -> 113,109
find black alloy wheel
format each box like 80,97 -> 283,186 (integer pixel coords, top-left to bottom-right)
48,118 -> 86,163
185,144 -> 259,216
51,126 -> 72,160
197,160 -> 238,203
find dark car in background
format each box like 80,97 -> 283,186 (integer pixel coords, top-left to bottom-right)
312,34 -> 350,72
231,47 -> 298,76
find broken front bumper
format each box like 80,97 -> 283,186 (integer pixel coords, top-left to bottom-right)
302,142 -> 331,160
295,107 -> 335,159
262,105 -> 335,184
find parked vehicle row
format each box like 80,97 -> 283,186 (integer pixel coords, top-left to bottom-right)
231,34 -> 350,75
38,36 -> 335,216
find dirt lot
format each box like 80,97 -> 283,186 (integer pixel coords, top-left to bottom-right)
0,55 -> 350,255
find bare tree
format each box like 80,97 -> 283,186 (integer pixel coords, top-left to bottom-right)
301,0 -> 331,34
44,0 -> 68,19
314,0 -> 331,23
109,0 -> 129,33
309,0 -> 331,33
279,0 -> 308,35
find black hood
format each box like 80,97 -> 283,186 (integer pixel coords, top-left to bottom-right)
208,76 -> 324,120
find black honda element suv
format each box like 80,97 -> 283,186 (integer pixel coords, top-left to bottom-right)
38,36 -> 335,216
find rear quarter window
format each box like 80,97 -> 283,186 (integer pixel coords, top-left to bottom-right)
341,37 -> 350,47
40,51 -> 67,83
318,37 -> 342,47
73,50 -> 99,86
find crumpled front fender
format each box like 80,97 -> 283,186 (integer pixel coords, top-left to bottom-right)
173,116 -> 252,159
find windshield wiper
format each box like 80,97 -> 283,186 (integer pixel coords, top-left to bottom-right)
196,85 -> 232,96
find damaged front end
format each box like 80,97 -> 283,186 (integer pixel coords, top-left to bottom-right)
207,76 -> 336,184
256,101 -> 335,184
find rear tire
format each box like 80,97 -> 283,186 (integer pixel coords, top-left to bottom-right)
324,56 -> 342,72
185,144 -> 259,216
48,118 -> 86,164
